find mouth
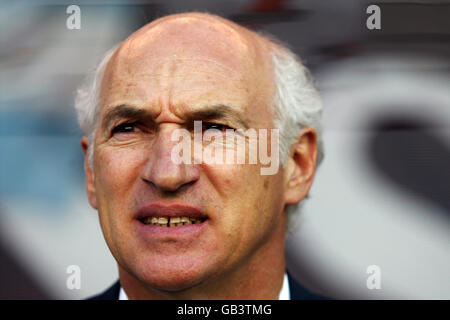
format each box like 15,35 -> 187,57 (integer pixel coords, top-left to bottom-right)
136,202 -> 208,229
140,216 -> 207,227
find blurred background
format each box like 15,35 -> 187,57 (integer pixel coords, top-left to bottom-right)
0,0 -> 449,299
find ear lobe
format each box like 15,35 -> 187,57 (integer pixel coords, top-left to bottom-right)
284,127 -> 318,205
81,136 -> 98,209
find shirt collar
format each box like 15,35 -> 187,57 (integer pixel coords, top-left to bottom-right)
278,273 -> 290,300
119,273 -> 290,300
118,285 -> 128,300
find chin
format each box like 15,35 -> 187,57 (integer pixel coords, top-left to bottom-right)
145,275 -> 202,292
135,256 -> 213,292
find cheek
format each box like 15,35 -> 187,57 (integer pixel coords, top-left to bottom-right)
94,145 -> 147,211
205,162 -> 283,223
204,163 -> 259,199
205,163 -> 286,260
94,145 -> 150,254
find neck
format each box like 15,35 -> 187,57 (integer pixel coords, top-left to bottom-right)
119,212 -> 287,299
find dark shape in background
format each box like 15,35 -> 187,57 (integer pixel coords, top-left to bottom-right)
369,114 -> 450,219
229,0 -> 309,28
0,237 -> 52,299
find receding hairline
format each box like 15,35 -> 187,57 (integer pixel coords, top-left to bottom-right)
111,12 -> 278,71
131,12 -> 271,46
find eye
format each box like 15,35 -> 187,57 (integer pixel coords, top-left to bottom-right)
112,122 -> 138,135
202,122 -> 233,132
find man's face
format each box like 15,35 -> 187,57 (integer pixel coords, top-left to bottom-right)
85,16 -> 290,292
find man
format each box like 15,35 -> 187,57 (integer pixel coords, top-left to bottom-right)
75,12 -> 325,300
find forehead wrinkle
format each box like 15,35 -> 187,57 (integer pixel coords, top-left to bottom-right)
134,57 -> 241,78
136,69 -> 240,81
100,103 -> 250,133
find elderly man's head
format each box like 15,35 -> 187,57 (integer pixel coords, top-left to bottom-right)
75,12 -> 323,299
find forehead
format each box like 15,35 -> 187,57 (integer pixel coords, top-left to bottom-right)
100,15 -> 275,125
121,16 -> 253,71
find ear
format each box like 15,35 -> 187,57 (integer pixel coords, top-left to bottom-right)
81,136 -> 98,209
284,127 -> 318,205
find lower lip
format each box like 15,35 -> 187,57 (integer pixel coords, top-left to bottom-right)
136,220 -> 208,238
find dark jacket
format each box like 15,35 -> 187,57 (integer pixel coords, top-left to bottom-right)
88,272 -> 329,300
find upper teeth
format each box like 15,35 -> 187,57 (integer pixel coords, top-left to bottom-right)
143,216 -> 203,227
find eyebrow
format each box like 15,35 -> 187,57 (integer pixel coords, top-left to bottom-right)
100,103 -> 250,133
101,105 -> 152,133
186,104 -> 249,129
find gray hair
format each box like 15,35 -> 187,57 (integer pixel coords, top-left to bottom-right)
269,43 -> 324,228
74,44 -> 119,167
74,35 -> 324,227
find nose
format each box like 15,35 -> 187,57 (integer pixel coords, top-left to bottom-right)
142,124 -> 199,192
